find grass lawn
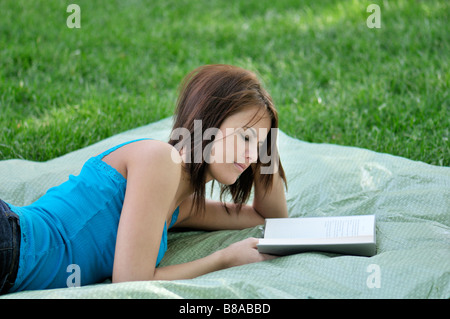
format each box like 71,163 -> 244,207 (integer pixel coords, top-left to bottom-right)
0,0 -> 448,166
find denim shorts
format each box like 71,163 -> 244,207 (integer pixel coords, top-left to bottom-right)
0,199 -> 21,295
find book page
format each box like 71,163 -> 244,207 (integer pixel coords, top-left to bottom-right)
325,218 -> 360,238
263,215 -> 375,240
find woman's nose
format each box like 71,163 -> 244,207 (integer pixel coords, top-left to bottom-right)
245,144 -> 258,163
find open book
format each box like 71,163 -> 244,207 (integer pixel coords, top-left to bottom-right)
257,215 -> 376,257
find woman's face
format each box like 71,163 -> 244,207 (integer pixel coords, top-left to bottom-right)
206,106 -> 271,185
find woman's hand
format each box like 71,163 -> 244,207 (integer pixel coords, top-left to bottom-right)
220,237 -> 277,268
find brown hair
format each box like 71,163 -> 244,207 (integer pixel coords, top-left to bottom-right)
168,64 -> 286,215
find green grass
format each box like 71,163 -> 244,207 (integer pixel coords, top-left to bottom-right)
0,0 -> 448,165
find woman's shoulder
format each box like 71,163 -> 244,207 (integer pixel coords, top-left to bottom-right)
123,140 -> 184,211
132,139 -> 182,163
125,139 -> 183,176
101,139 -> 183,181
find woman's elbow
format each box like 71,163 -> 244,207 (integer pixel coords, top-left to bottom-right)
112,269 -> 156,284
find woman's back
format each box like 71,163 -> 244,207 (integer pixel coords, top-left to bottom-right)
8,139 -> 178,292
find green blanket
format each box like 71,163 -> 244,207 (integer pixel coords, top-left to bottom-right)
1,117 -> 449,299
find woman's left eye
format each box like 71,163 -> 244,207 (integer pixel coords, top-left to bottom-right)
240,134 -> 250,142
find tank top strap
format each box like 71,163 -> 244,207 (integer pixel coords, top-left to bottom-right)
169,206 -> 180,228
95,138 -> 152,159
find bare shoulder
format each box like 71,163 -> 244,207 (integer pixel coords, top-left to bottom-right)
103,139 -> 183,182
128,139 -> 180,159
122,140 -> 184,210
126,139 -> 182,175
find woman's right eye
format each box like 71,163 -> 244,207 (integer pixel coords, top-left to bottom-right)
240,133 -> 250,142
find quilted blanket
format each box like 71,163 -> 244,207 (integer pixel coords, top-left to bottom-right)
1,117 -> 449,298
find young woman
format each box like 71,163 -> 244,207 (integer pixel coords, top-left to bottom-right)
0,64 -> 287,294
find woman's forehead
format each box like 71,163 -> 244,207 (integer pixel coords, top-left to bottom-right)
222,106 -> 271,129
221,109 -> 271,142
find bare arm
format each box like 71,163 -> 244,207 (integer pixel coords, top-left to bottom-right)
174,197 -> 265,230
252,166 -> 288,219
112,141 -> 274,283
153,237 -> 274,280
112,142 -> 182,283
174,166 -> 288,231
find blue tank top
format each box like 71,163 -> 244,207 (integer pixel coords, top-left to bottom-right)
8,139 -> 179,292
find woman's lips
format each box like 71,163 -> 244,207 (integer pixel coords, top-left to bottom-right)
234,162 -> 247,173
